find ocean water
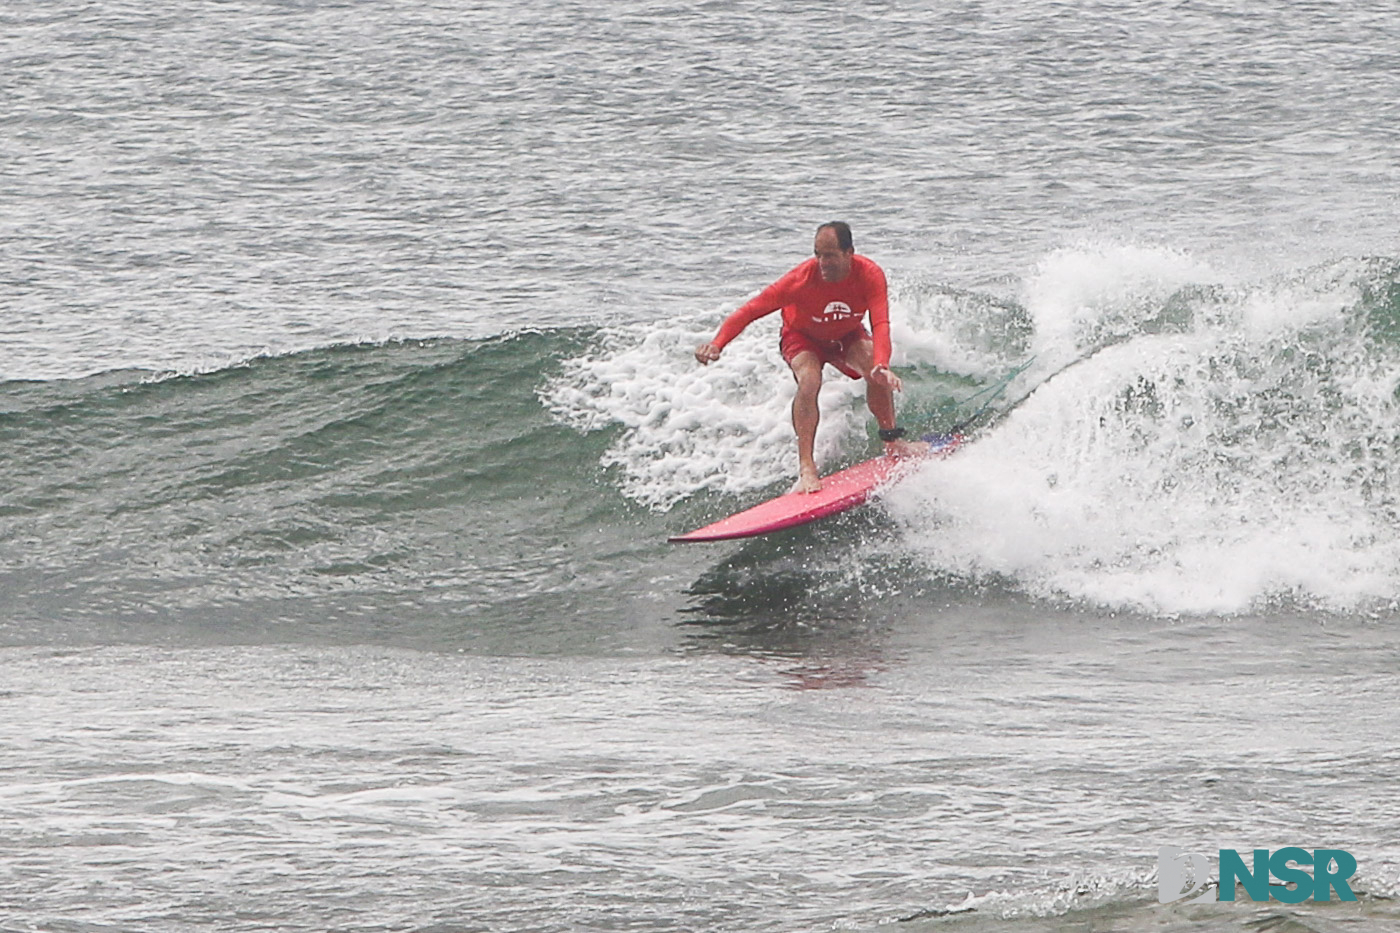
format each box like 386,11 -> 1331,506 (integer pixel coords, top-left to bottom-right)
3,1 -> 1400,930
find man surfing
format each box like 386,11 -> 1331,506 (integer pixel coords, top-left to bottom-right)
694,222 -> 913,493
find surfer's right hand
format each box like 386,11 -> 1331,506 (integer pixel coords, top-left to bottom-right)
695,342 -> 721,364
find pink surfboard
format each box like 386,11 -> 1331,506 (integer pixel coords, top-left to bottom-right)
669,434 -> 962,543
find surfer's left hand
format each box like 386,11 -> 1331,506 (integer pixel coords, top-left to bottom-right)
870,365 -> 902,392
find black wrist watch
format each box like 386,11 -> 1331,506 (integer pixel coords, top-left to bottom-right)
878,427 -> 906,442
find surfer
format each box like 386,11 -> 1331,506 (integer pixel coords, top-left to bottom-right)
694,222 -> 912,493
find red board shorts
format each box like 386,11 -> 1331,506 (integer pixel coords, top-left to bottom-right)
780,326 -> 870,380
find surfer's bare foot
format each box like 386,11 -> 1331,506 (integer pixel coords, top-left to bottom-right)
884,439 -> 928,459
792,468 -> 822,494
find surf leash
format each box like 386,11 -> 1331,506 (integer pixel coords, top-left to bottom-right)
946,356 -> 1036,435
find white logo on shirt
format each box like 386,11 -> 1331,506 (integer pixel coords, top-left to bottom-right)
815,301 -> 856,323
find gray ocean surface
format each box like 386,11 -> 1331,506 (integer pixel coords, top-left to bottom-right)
3,1 -> 1400,930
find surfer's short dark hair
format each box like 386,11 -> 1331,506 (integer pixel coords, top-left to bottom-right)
817,221 -> 853,252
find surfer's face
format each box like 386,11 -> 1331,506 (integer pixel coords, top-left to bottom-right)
814,229 -> 852,283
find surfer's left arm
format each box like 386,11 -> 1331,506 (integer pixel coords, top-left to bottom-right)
865,263 -> 901,391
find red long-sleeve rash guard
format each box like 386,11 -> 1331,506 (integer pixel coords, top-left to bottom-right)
711,255 -> 892,367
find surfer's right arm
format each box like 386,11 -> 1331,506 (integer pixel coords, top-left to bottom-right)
694,274 -> 794,365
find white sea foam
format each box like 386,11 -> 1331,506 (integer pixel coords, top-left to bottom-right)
891,274 -> 1031,380
1022,240 -> 1214,369
543,312 -> 867,509
884,249 -> 1400,615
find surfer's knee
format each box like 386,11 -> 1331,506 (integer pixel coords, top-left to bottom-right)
790,358 -> 823,395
